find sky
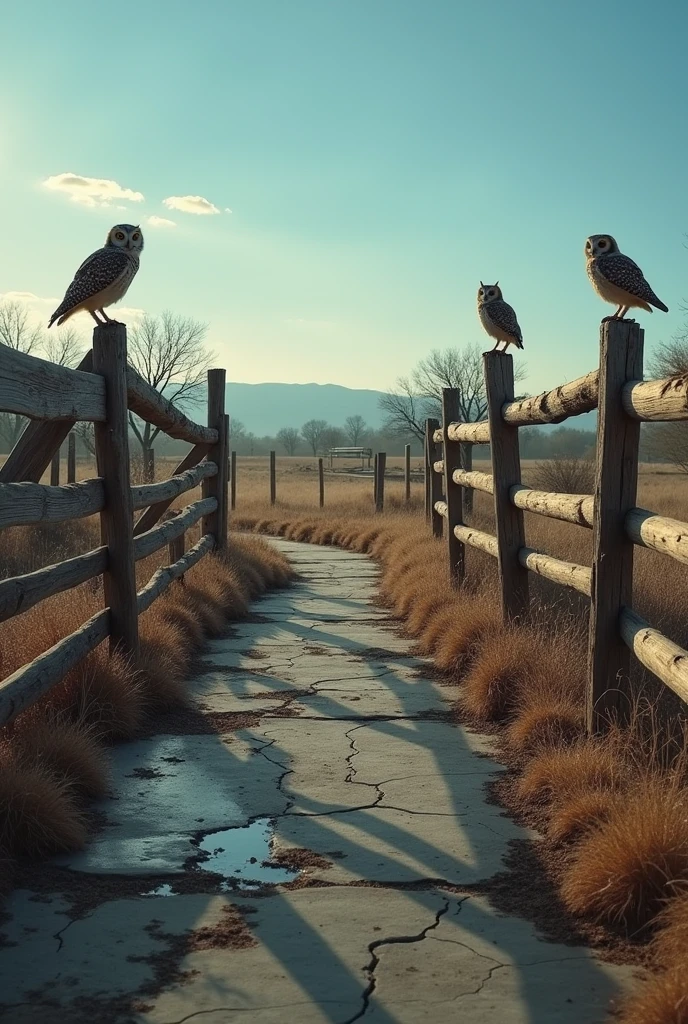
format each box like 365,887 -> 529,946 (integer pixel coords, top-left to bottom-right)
1,0 -> 687,397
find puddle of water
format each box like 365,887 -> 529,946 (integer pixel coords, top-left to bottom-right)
197,817 -> 298,889
141,884 -> 177,897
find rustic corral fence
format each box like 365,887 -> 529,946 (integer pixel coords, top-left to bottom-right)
425,320 -> 688,732
0,322 -> 228,728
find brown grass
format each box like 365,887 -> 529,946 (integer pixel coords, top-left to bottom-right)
11,715 -> 109,799
516,739 -> 627,806
547,788 -> 622,844
0,756 -> 88,857
653,891 -> 688,965
617,968 -> 688,1024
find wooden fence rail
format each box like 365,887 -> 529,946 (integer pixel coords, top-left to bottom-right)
0,323 -> 227,727
425,320 -> 688,732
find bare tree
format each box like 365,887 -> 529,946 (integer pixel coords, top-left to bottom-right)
644,334 -> 688,472
301,419 -> 328,456
126,311 -> 213,476
344,415 -> 368,445
321,425 -> 345,452
43,324 -> 83,369
277,426 -> 300,455
0,300 -> 46,449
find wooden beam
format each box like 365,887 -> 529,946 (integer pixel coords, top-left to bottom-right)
433,421 -> 491,445
93,323 -> 139,659
133,497 -> 216,561
0,548 -> 107,624
126,365 -> 218,445
0,609 -> 110,727
510,485 -> 594,527
484,351 -> 529,622
619,608 -> 688,705
132,442 -> 210,536
502,370 -> 599,426
452,469 -> 494,494
0,478 -> 104,529
0,346 -> 105,422
221,415 -> 229,542
519,548 -> 591,596
441,388 -> 464,585
587,320 -> 643,733
131,461 -> 217,511
625,507 -> 688,566
137,534 -> 215,614
318,457 -> 325,508
623,375 -> 688,422
375,452 -> 386,513
426,418 -> 443,538
453,524 -> 499,558
202,369 -> 227,550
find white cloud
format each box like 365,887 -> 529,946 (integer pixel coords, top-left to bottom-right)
146,215 -> 177,229
163,195 -> 220,216
224,207 -> 233,214
43,172 -> 144,208
0,290 -> 58,308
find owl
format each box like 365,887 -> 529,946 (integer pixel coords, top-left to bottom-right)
477,282 -> 524,352
585,234 -> 668,320
48,224 -> 144,328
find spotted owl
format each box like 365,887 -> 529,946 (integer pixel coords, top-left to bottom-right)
585,234 -> 667,321
48,224 -> 144,328
477,282 -> 524,352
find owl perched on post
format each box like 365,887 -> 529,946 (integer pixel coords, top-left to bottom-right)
48,224 -> 144,328
584,234 -> 668,321
477,282 -> 524,352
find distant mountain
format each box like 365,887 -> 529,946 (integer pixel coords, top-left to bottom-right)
224,382 -> 388,435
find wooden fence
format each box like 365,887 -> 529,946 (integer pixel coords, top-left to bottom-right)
0,322 -> 228,728
425,320 -> 688,732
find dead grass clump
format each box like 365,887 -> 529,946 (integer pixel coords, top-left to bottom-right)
11,716 -> 109,799
652,891 -> 688,966
155,595 -> 205,650
416,603 -> 465,655
138,613 -> 189,707
0,757 -> 87,857
406,590 -> 452,637
616,968 -> 688,1024
560,780 -> 688,930
459,628 -> 555,721
547,788 -> 621,844
508,701 -> 585,754
348,527 -> 382,553
516,739 -> 625,806
176,583 -> 227,636
234,536 -> 294,588
48,647 -> 147,741
434,598 -> 502,679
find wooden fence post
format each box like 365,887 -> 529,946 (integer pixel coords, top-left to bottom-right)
461,442 -> 474,516
375,452 -> 386,513
50,448 -> 60,486
92,323 -> 139,659
318,457 -> 324,508
425,417 -> 443,538
269,450 -> 276,506
373,453 -> 379,505
442,389 -> 465,585
67,432 -> 76,483
484,352 -> 529,622
404,444 -> 411,504
424,420 -> 432,522
202,369 -> 227,551
222,415 -> 229,541
230,450 -> 237,511
587,320 -> 643,733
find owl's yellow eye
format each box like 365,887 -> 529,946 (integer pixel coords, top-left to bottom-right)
132,233 -> 140,241
115,232 -> 125,240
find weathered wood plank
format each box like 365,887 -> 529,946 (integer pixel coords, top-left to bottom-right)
202,369 -> 227,549
519,548 -> 592,596
0,478 -> 104,529
587,321 -> 643,732
434,500 -> 448,518
426,418 -> 443,538
453,469 -> 494,494
0,609 -> 110,727
503,370 -> 599,426
510,486 -> 594,527
453,524 -> 499,558
484,352 -> 529,622
133,498 -> 216,561
625,508 -> 688,566
133,443 -> 210,536
131,461 -> 217,511
0,351 -> 94,484
433,421 -> 491,445
93,324 -> 139,658
623,375 -> 688,422
0,346 -> 105,422
442,388 -> 464,585
137,534 -> 215,614
126,365 -> 217,445
318,457 -> 325,508
433,459 -> 444,474
620,607 -> 688,705
0,548 -> 107,623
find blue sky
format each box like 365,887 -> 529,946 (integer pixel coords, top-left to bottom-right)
1,0 -> 686,395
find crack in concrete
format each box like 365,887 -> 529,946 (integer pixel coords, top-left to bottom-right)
342,900 -> 452,1023
344,725 -> 384,807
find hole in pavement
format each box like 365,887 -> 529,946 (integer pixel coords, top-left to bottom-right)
196,818 -> 299,890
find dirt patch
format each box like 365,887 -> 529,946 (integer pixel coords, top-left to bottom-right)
125,767 -> 168,780
273,847 -> 332,870
138,706 -> 263,737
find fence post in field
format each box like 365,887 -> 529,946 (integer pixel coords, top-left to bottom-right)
424,420 -> 432,521
50,447 -> 60,486
92,323 -> 139,659
404,444 -> 411,504
222,415 -> 229,541
230,450 -> 237,510
318,457 -> 325,508
426,417 -> 443,539
441,389 -> 465,586
461,442 -> 474,516
67,431 -> 76,483
373,453 -> 379,505
202,368 -> 228,551
484,352 -> 528,622
270,450 -> 276,506
375,451 -> 386,513
587,320 -> 643,733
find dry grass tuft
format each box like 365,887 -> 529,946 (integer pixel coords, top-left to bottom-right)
560,780 -> 688,930
616,968 -> 688,1024
652,892 -> 688,966
155,594 -> 205,650
508,700 -> 585,754
516,739 -> 626,806
547,788 -> 621,844
49,647 -> 147,741
0,756 -> 87,857
433,598 -> 502,679
459,629 -> 554,721
138,613 -> 189,707
11,716 -> 109,799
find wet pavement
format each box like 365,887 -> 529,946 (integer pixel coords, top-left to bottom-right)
0,539 -> 639,1022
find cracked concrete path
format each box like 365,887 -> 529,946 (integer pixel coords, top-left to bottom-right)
0,539 -> 637,1022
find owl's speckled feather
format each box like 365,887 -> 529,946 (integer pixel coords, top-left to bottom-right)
477,283 -> 524,351
585,234 -> 668,317
49,224 -> 143,328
